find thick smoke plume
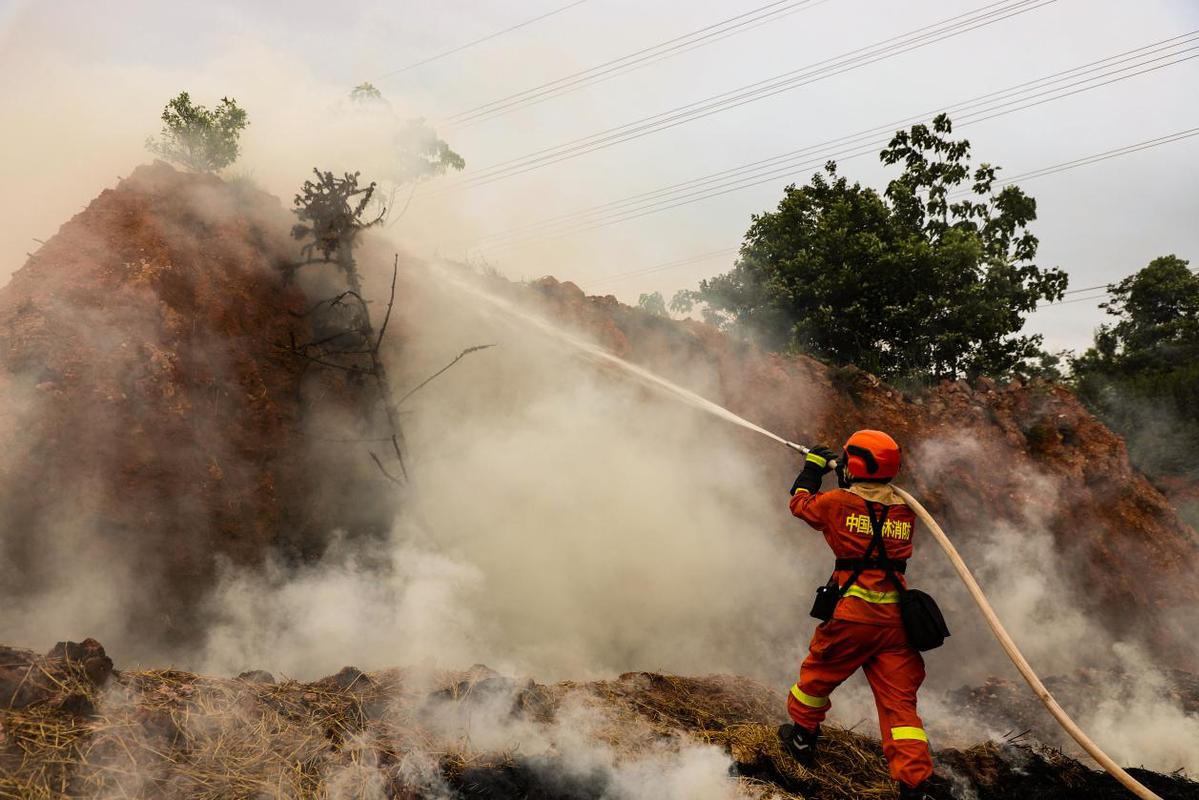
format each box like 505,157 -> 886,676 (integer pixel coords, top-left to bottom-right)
199,246 -> 1198,773
201,250 -> 817,681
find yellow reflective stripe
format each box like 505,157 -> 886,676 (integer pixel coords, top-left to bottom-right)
792,487 -> 811,496
891,726 -> 928,742
844,585 -> 901,604
790,684 -> 829,708
805,452 -> 828,468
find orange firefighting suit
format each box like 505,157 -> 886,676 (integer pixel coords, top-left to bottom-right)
788,482 -> 934,788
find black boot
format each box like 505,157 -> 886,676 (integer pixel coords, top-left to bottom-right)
898,774 -> 953,799
777,723 -> 820,767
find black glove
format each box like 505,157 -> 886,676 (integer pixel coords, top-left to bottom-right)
790,445 -> 837,495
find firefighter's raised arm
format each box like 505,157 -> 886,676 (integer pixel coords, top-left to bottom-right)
788,445 -> 837,530
789,445 -> 836,496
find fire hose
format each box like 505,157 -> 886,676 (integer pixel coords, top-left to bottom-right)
444,270 -> 1160,797
783,441 -> 1161,800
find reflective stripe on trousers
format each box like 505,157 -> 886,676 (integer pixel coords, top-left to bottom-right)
790,683 -> 829,708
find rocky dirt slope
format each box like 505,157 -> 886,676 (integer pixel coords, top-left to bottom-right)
0,163 -> 391,652
1,640 -> 1194,800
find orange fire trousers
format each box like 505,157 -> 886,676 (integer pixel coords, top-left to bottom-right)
787,620 -> 934,788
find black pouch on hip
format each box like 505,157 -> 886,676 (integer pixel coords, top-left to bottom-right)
809,580 -> 842,622
898,588 -> 950,651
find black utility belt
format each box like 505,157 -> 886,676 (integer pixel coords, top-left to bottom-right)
833,557 -> 907,574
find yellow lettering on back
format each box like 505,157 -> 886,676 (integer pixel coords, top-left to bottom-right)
843,514 -> 911,541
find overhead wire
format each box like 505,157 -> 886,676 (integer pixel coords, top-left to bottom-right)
470,36 -> 1199,252
483,31 -> 1199,245
579,130 -> 1199,294
374,0 -> 590,79
449,0 -> 1049,188
434,0 -> 1055,192
445,0 -> 832,128
580,248 -> 739,289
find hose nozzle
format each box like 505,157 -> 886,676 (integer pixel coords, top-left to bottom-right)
785,440 -> 838,469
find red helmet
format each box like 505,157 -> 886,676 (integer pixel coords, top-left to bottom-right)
841,430 -> 901,481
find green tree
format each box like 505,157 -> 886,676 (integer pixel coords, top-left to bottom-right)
347,84 -> 465,222
349,82 -> 385,103
1073,256 -> 1199,481
637,291 -> 669,317
391,118 -> 466,185
1075,255 -> 1199,374
146,91 -> 248,172
684,114 -> 1066,380
289,170 -> 407,482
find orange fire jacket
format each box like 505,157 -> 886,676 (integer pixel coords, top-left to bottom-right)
789,483 -> 917,626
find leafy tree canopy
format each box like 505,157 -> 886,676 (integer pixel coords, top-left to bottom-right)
678,114 -> 1066,380
349,82 -> 385,103
346,85 -> 464,219
1075,255 -> 1199,375
291,169 -> 382,269
637,291 -> 669,317
146,91 -> 248,173
1072,256 -> 1199,481
392,119 -> 466,185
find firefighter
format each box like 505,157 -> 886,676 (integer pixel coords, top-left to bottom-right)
778,430 -> 949,800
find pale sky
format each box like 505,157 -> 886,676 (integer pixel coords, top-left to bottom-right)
3,0 -> 1198,353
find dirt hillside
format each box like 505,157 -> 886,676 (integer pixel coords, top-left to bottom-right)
0,163 -> 389,651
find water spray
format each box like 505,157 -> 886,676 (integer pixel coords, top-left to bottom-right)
439,265 -> 1161,799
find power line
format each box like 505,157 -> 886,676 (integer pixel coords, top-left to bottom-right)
470,36 -> 1199,252
1038,267 -> 1199,308
374,0 -> 589,79
576,127 -> 1199,292
435,0 -> 1054,192
582,247 -> 739,289
952,127 -> 1199,194
449,0 -> 1049,188
445,0 -> 832,128
475,31 -> 1199,247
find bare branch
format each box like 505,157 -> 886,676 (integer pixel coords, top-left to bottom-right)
273,342 -> 372,374
385,184 -> 420,229
297,328 -> 368,350
374,256 -> 399,354
397,344 -> 496,406
389,434 -> 408,480
369,451 -> 404,486
290,291 -> 371,318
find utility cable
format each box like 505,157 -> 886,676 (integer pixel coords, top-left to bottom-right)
450,0 -> 1048,188
374,1 -> 589,79
950,126 -> 1199,197
578,128 -> 1199,294
473,43 -> 1199,252
476,32 -> 1199,246
435,0 -> 1054,192
446,0 -> 831,128
581,247 -> 739,289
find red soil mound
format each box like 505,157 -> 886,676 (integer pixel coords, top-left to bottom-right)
0,163 -> 381,652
